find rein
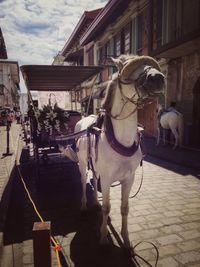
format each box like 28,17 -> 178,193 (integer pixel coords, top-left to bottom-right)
107,73 -> 147,120
102,71 -> 145,157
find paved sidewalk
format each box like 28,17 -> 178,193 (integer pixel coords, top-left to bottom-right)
0,127 -> 200,266
120,157 -> 200,266
143,136 -> 200,171
1,154 -> 200,267
0,122 -> 23,267
0,122 -> 22,204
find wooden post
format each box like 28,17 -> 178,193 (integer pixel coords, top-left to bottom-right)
33,221 -> 52,267
2,122 -> 13,156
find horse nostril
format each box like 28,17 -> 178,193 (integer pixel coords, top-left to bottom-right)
149,74 -> 163,82
148,74 -> 164,88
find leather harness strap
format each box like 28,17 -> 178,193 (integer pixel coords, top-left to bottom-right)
104,115 -> 140,157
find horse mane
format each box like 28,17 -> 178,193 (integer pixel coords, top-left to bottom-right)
101,78 -> 117,112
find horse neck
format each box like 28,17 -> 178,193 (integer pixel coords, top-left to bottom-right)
110,84 -> 138,147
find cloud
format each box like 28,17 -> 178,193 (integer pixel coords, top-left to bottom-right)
0,0 -> 108,92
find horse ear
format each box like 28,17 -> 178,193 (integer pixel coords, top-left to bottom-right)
111,57 -> 123,72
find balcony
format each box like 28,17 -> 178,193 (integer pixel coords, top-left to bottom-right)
152,33 -> 200,59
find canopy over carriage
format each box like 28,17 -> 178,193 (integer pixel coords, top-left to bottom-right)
20,64 -> 103,163
21,55 -> 165,252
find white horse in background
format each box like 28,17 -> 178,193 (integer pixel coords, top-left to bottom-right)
156,104 -> 184,149
63,55 -> 165,248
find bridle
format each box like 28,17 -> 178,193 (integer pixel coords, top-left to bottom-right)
107,66 -> 153,120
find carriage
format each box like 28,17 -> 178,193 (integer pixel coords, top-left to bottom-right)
20,64 -> 102,164
21,55 -> 165,252
30,107 -> 81,163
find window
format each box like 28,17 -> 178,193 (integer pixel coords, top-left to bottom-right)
114,33 -> 121,57
124,23 -> 132,54
136,13 -> 143,54
98,41 -> 115,64
182,0 -> 200,35
162,0 -> 200,45
131,13 -> 144,55
98,45 -> 106,64
155,0 -> 163,47
87,45 -> 94,65
113,24 -> 132,56
162,0 -> 176,44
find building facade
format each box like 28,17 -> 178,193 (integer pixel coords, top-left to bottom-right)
57,9 -> 102,114
59,0 -> 200,148
151,0 -> 200,147
0,60 -> 20,109
0,28 -> 20,110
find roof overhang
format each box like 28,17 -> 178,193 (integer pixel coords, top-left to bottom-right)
64,48 -> 84,61
151,35 -> 200,59
20,65 -> 103,91
80,0 -> 132,46
60,9 -> 102,56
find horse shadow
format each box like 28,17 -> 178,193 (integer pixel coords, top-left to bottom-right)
1,158 -> 136,267
70,212 -> 136,267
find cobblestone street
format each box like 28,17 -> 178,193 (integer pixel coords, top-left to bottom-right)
1,142 -> 200,266
109,156 -> 200,267
1,0 -> 200,265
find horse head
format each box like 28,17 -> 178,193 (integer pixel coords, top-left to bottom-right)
113,54 -> 165,99
101,55 -> 165,116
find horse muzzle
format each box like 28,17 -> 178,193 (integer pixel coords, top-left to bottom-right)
145,72 -> 165,94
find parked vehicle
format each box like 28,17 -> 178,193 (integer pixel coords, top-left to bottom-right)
0,109 -> 7,126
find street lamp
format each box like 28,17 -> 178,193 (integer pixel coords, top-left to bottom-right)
2,84 -> 13,157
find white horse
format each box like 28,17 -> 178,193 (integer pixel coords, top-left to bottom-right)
63,55 -> 165,248
156,104 -> 184,149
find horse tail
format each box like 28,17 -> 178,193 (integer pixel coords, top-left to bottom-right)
178,114 -> 184,146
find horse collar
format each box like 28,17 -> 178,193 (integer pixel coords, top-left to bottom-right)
104,115 -> 140,157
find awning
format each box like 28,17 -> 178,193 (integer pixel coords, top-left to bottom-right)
20,65 -> 103,91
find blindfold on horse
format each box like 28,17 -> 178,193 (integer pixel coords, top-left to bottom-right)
60,54 -> 165,249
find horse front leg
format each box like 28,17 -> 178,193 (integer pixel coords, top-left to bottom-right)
92,175 -> 101,208
121,177 -> 134,248
100,186 -> 110,245
78,164 -> 87,211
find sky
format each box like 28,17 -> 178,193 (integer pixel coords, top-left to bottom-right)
0,0 -> 108,92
